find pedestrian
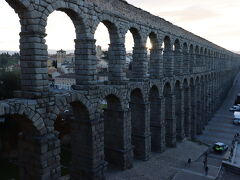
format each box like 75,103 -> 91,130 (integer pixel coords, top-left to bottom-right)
203,159 -> 207,168
205,166 -> 209,176
187,158 -> 191,167
205,152 -> 208,158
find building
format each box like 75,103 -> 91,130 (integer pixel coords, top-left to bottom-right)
54,73 -> 76,90
57,49 -> 67,68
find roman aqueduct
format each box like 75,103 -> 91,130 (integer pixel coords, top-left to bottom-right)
1,0 -> 240,179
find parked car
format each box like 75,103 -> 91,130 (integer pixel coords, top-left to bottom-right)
212,142 -> 228,153
229,105 -> 240,111
233,119 -> 240,125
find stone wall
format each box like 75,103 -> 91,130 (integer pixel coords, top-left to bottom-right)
1,0 -> 240,179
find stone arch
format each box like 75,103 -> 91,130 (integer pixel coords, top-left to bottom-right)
130,88 -> 150,160
126,27 -> 146,79
128,84 -> 147,103
195,45 -> 200,66
42,2 -> 86,26
200,47 -> 204,55
42,2 -> 89,40
163,82 -> 176,147
100,87 -> 126,109
149,85 -> 163,152
53,93 -> 94,120
195,76 -> 202,134
52,93 -> 102,179
126,27 -> 143,47
0,102 -> 46,135
104,93 -> 133,169
174,80 -> 184,140
182,42 -> 189,74
173,39 -> 181,51
0,102 -> 57,180
67,101 -> 94,179
173,39 -> 182,75
195,45 -> 200,54
148,31 -> 162,78
204,48 -> 208,56
163,36 -> 173,77
94,19 -> 125,82
183,78 -> 190,137
183,42 -> 188,53
163,36 -> 172,50
95,19 -> 121,43
190,77 -> 196,138
189,44 -> 194,72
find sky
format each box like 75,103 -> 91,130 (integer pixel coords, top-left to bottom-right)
0,0 -> 240,52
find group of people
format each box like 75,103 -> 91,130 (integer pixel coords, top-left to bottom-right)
187,152 -> 209,176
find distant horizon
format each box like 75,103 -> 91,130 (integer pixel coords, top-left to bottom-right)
1,49 -> 240,55
0,48 -> 134,55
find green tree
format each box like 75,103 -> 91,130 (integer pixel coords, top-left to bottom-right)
0,70 -> 21,100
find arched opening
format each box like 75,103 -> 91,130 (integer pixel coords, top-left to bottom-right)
69,102 -> 92,179
182,43 -> 189,74
163,83 -> 176,147
0,1 -> 21,99
163,36 -> 171,51
200,47 -> 204,66
190,78 -> 196,139
204,75 -> 209,125
130,89 -> 150,160
183,79 -> 190,137
174,81 -> 183,140
0,115 -> 21,180
173,39 -> 182,75
95,22 -> 110,82
54,108 -> 72,177
195,46 -> 200,66
200,76 -> 205,131
204,48 -> 208,68
94,20 -> 124,82
195,77 -> 201,135
54,101 -> 99,180
103,94 -> 132,169
149,86 -> 163,152
46,10 -> 76,90
148,32 -> 160,79
163,36 -> 173,77
127,28 -> 149,80
0,114 -> 53,180
189,45 -> 194,73
125,28 -> 139,79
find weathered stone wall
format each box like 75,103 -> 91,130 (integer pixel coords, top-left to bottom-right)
1,0 -> 240,179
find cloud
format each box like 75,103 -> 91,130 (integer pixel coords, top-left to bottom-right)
157,6 -> 220,22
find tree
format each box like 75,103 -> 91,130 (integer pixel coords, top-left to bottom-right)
52,60 -> 57,68
0,70 -> 21,100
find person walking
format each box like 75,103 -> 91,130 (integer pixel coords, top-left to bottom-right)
203,158 -> 207,168
205,166 -> 209,176
187,158 -> 191,167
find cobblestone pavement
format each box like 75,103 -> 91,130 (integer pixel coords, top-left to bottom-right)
106,140 -> 208,180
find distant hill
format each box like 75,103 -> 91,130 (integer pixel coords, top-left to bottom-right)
0,50 -> 74,55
